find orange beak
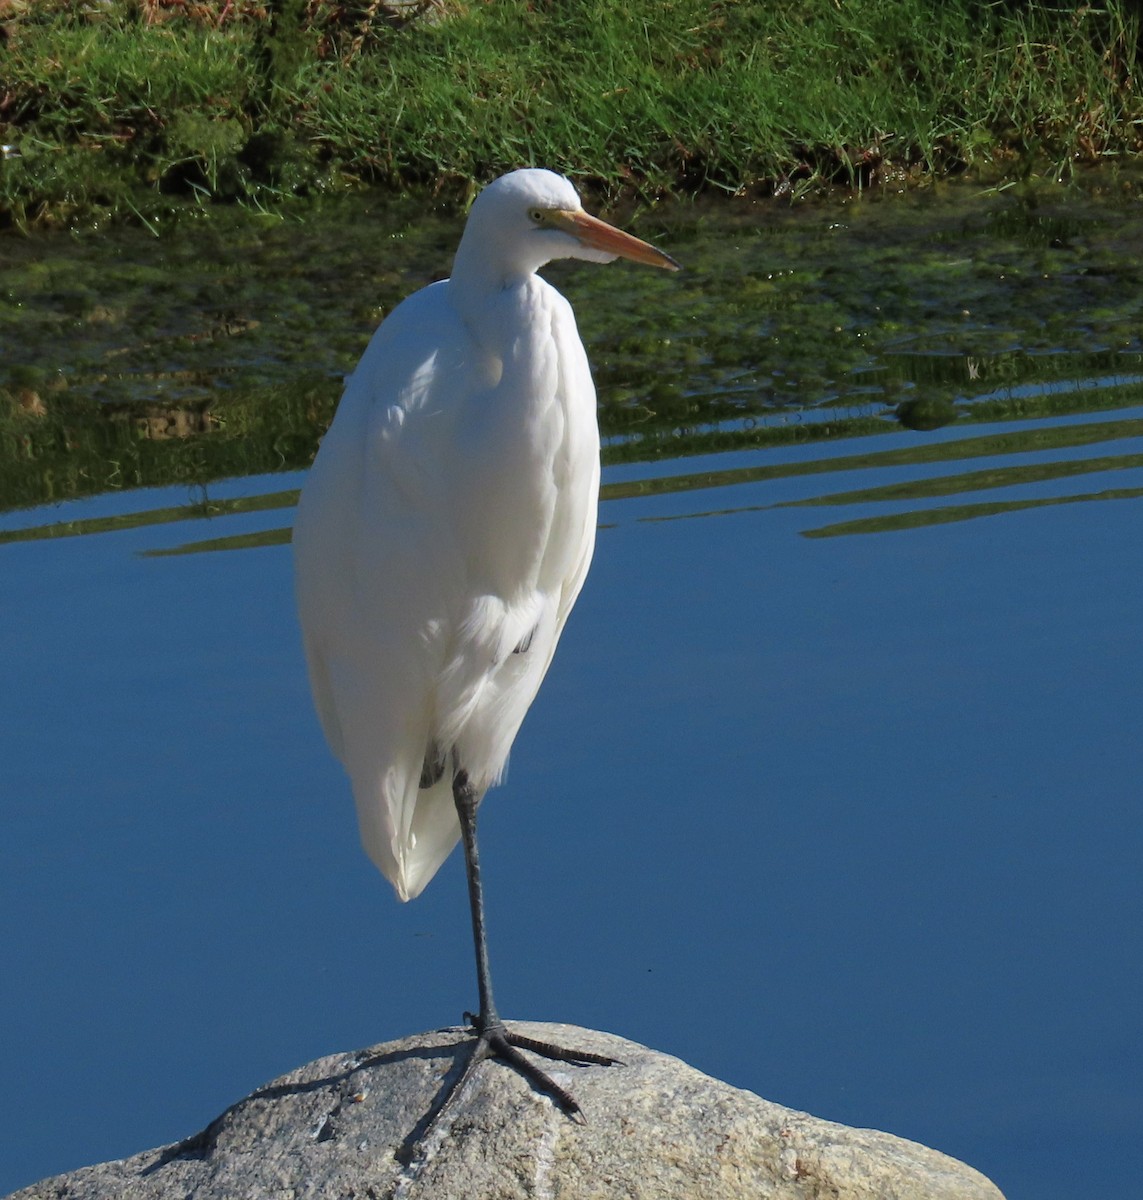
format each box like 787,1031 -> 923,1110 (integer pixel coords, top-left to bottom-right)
550,209 -> 680,271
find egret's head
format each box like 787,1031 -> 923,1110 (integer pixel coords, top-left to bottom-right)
455,168 -> 679,284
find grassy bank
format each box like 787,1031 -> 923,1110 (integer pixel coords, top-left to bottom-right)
1,0 -> 1141,227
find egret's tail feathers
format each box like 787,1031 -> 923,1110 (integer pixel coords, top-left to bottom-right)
353,768 -> 461,902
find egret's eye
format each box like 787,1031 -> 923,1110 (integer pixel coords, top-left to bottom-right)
528,208 -> 546,225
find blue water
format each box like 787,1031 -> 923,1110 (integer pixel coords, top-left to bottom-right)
2,403 -> 1141,1198
3,185 -> 1143,1198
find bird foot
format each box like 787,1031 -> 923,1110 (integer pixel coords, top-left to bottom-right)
465,1011 -> 619,1117
395,1017 -> 618,1166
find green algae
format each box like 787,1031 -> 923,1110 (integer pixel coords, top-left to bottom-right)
4,179 -> 1143,538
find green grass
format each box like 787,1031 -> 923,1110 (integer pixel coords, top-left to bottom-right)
1,0 -> 1141,225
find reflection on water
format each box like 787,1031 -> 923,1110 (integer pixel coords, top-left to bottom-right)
4,407 -> 1143,553
2,181 -> 1142,1200
6,179 -> 1143,514
6,181 -> 1143,546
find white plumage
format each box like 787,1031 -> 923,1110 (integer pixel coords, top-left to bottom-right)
293,168 -> 677,903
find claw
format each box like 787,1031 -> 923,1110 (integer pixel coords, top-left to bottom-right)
395,1021 -> 617,1165
505,1028 -> 619,1068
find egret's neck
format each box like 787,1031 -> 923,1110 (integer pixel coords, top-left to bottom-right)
449,232 -> 537,320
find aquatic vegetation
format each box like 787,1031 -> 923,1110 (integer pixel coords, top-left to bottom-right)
5,179 -> 1143,521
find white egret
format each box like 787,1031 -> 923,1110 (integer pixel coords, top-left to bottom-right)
292,168 -> 678,1143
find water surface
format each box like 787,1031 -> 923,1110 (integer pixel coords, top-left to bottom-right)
1,181 -> 1141,1200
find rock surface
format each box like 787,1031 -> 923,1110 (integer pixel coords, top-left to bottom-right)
6,1023 -> 1006,1200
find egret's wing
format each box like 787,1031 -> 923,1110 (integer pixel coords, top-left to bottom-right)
294,283 -> 482,899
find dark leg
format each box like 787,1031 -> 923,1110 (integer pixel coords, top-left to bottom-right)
456,769 -> 500,1030
395,770 -> 616,1164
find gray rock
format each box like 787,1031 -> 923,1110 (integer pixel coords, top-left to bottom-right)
5,1023 -> 1006,1200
